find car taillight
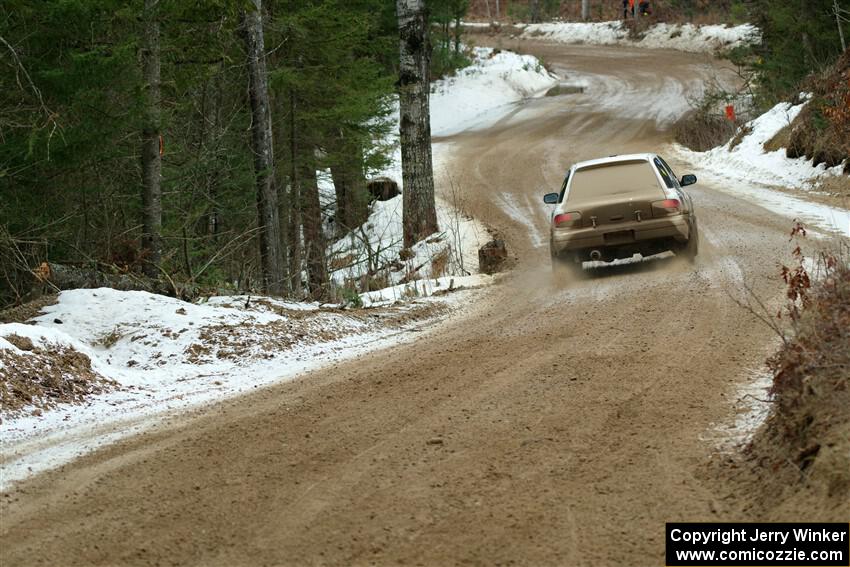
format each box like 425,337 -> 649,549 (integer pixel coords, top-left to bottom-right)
554,212 -> 581,228
652,198 -> 681,215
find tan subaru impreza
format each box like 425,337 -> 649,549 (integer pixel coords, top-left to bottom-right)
543,153 -> 699,271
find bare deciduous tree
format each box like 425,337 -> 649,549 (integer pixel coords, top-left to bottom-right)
396,0 -> 438,249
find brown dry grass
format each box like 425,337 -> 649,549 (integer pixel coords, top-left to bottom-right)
763,123 -> 791,153
0,294 -> 58,324
673,109 -> 738,151
737,245 -> 850,519
787,51 -> 850,173
0,339 -> 116,416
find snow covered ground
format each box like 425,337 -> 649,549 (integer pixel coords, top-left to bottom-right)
516,21 -> 759,53
674,99 -> 850,237
0,284 -> 492,488
329,47 -> 555,293
431,47 -> 559,136
1,46 -> 554,488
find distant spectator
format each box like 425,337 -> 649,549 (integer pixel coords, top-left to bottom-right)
623,0 -> 630,18
639,0 -> 651,16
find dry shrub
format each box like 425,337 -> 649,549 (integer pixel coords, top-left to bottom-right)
763,123 -> 791,153
431,248 -> 450,279
362,272 -> 389,293
787,51 -> 850,172
673,109 -> 738,151
329,253 -> 356,271
745,236 -> 850,518
728,124 -> 752,150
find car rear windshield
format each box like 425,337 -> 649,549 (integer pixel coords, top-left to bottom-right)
567,160 -> 661,202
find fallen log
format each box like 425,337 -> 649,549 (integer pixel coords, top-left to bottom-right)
36,262 -> 176,297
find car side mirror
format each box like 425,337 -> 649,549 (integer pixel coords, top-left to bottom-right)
543,192 -> 559,204
680,174 -> 697,187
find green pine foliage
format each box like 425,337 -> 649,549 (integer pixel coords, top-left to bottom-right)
268,0 -> 396,180
0,0 -> 420,305
745,0 -> 849,108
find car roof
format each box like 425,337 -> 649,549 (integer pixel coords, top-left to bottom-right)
571,153 -> 657,171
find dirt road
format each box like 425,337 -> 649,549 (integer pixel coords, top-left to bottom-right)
1,44 -> 803,566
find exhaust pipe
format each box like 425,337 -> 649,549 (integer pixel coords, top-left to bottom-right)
589,250 -> 602,262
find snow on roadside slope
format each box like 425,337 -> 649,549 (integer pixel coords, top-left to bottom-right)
329,142 -> 492,294
674,99 -> 850,236
329,47 -> 553,292
0,44 -> 555,488
517,21 -> 759,53
0,286 -> 485,488
430,47 -> 559,136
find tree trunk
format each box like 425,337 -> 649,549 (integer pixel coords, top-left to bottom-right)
454,13 -> 462,53
287,89 -> 302,296
582,0 -> 590,20
530,0 -> 541,23
835,0 -> 846,52
141,0 -> 162,279
241,0 -> 285,296
299,158 -> 328,299
397,0 -> 438,249
330,133 -> 369,231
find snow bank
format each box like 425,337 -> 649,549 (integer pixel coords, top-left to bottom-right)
360,274 -> 493,308
329,186 -> 490,293
674,99 -> 849,236
0,44 -> 557,488
0,322 -> 112,376
329,48 -> 549,293
0,285 -> 482,488
430,47 -> 559,136
518,21 -> 759,53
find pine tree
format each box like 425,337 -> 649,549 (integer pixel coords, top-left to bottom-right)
241,0 -> 286,295
749,0 -> 849,106
140,0 -> 163,278
267,0 -> 396,296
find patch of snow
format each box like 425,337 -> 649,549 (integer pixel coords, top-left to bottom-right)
328,190 -> 490,290
326,47 -> 550,291
0,285 -> 484,489
519,21 -> 760,53
430,47 -> 559,136
330,139 -> 493,291
0,43 -> 561,489
499,192 -> 545,248
359,274 -> 494,308
704,365 -> 774,451
674,100 -> 850,237
521,21 -> 625,45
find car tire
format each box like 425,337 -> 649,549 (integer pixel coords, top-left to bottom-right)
682,217 -> 699,262
551,252 -> 584,279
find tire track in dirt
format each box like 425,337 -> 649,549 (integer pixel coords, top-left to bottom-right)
0,42 -> 806,567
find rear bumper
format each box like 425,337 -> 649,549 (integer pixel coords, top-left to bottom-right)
550,215 -> 691,258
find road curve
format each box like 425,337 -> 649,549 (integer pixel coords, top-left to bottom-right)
1,42 -> 803,566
